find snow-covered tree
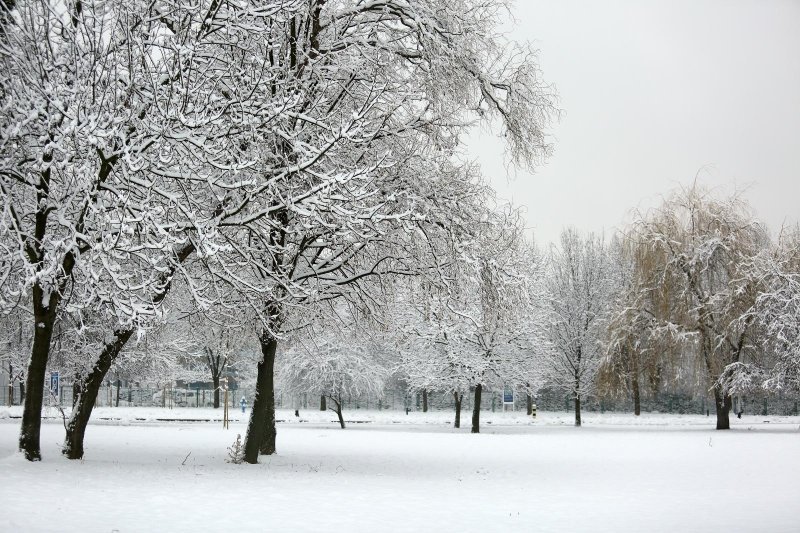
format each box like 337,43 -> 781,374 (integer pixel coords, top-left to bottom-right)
599,235 -> 681,416
1,0 -> 245,460
719,227 -> 800,394
398,206 -> 543,432
0,309 -> 30,405
223,0 -> 557,463
2,0 -> 321,460
178,308 -> 258,409
543,228 -> 616,427
622,185 -> 769,430
396,280 -> 476,428
279,317 -> 391,429
0,0 -> 184,459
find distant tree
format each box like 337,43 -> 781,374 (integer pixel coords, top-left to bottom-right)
279,318 -> 390,429
623,185 -> 769,430
181,310 -> 255,409
543,228 -> 616,427
0,310 -> 28,406
399,207 -> 542,433
600,236 -> 681,415
719,227 -> 800,395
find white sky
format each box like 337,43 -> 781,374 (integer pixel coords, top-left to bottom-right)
465,0 -> 800,246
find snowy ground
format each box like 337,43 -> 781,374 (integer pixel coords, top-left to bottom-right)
1,408 -> 798,532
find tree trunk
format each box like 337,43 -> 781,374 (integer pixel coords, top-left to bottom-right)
19,381 -> 24,404
115,378 -> 121,407
631,344 -> 641,416
331,396 -> 345,429
61,241 -> 192,459
574,348 -> 582,427
243,332 -> 278,464
18,297 -> 58,461
471,384 -> 482,434
713,384 -> 732,430
7,364 -> 12,407
454,392 -> 462,428
422,389 -> 428,412
212,375 -> 220,409
320,394 -> 326,411
526,392 -> 533,416
260,386 -> 277,455
62,330 -> 134,460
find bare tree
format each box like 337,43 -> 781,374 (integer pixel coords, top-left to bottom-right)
624,185 -> 769,430
543,229 -> 615,427
600,235 -> 680,415
719,226 -> 800,395
399,207 -> 542,433
226,0 -> 557,463
279,315 -> 390,430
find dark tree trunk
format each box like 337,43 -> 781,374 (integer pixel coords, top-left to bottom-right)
331,396 -> 345,429
260,387 -> 277,455
19,380 -> 24,403
574,348 -> 582,427
631,345 -> 641,416
526,393 -> 533,416
206,350 -> 226,409
243,332 -> 278,464
454,392 -> 463,428
422,389 -> 428,413
471,384 -> 482,434
320,394 -> 326,411
713,385 -> 732,430
212,376 -> 220,409
7,364 -> 12,407
19,295 -> 58,461
63,330 -> 134,460
115,378 -> 121,407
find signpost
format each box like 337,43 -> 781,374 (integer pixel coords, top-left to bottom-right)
503,387 -> 514,412
503,388 -> 514,404
49,372 -> 59,398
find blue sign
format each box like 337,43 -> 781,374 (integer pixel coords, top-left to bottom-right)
503,388 -> 513,403
50,372 -> 59,396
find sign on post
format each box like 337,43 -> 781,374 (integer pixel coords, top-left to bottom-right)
503,387 -> 514,404
50,372 -> 59,396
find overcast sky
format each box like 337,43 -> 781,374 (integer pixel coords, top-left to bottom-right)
466,0 -> 800,246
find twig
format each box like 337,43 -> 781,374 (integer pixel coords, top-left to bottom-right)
181,451 -> 192,465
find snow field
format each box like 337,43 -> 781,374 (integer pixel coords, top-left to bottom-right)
1,411 -> 798,532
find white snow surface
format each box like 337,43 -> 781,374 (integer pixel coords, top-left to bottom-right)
1,408 -> 798,532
